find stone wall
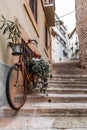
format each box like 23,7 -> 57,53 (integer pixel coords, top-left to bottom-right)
0,63 -> 10,106
75,0 -> 87,68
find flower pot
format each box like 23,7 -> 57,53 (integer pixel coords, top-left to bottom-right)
12,44 -> 22,55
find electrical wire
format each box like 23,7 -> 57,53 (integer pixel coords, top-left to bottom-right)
59,11 -> 75,18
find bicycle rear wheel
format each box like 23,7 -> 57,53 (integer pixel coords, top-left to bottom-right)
6,64 -> 27,110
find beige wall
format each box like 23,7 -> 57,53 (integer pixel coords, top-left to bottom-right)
0,0 -> 51,65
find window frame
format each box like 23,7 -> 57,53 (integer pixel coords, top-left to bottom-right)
45,25 -> 48,50
44,23 -> 50,58
24,0 -> 39,37
29,0 -> 37,23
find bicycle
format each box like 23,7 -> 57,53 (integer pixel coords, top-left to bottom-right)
6,39 -> 39,110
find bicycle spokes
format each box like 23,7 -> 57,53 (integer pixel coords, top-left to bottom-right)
6,65 -> 26,110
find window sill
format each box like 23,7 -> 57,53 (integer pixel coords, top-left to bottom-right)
24,0 -> 39,37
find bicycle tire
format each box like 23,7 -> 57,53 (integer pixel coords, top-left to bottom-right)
6,64 -> 27,110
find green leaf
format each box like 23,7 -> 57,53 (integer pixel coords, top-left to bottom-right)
0,22 -> 5,29
1,15 -> 6,20
8,20 -> 14,24
3,26 -> 9,34
7,36 -> 14,40
9,25 -> 15,33
17,32 -> 21,38
9,22 -> 14,29
7,33 -> 12,39
0,20 -> 5,23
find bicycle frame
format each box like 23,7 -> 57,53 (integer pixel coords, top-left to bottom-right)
6,39 -> 39,110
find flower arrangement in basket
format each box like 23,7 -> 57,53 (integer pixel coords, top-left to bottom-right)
26,55 -> 49,93
0,15 -> 22,55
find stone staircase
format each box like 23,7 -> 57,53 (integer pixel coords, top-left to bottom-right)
1,60 -> 87,117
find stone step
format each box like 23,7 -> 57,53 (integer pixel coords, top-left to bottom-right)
49,74 -> 87,78
48,75 -> 87,80
52,61 -> 79,67
28,87 -> 87,95
47,88 -> 87,94
48,81 -> 87,84
52,65 -> 79,68
48,79 -> 87,82
0,116 -> 56,129
51,69 -> 80,71
51,68 -> 80,71
51,67 -> 80,70
51,71 -> 87,73
50,70 -> 87,75
2,102 -> 87,117
51,69 -> 81,72
49,84 -> 87,88
26,93 -> 87,103
1,116 -> 87,130
48,77 -> 87,81
28,87 -> 87,94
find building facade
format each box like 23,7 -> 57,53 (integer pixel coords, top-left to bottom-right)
0,0 -> 55,106
51,14 -> 69,63
75,0 -> 87,68
68,28 -> 79,60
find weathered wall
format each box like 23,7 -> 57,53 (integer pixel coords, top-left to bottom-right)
0,63 -> 9,106
75,0 -> 87,68
0,0 -> 49,64
0,0 -> 50,106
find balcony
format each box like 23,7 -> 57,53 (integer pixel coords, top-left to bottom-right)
44,0 -> 55,27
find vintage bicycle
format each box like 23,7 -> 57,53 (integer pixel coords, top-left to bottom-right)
6,39 -> 41,110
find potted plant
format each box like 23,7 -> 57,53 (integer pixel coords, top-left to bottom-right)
0,15 -> 22,55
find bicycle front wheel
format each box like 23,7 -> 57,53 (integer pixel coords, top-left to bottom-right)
6,64 -> 27,110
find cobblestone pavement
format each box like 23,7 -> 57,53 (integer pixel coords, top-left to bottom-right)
0,116 -> 87,130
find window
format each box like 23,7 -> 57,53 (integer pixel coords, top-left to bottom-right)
24,0 -> 39,36
29,0 -> 37,22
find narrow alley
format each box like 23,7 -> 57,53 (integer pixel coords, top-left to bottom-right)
0,0 -> 87,130
1,59 -> 87,129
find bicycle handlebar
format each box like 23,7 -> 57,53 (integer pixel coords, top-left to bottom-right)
27,39 -> 38,45
8,39 -> 38,47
